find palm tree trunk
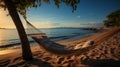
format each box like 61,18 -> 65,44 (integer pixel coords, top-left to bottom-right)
4,0 -> 33,60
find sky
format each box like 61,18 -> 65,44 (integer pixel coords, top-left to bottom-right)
0,0 -> 120,28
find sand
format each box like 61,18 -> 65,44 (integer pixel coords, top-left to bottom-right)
0,27 -> 120,67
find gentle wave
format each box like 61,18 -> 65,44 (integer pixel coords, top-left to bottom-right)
0,40 -> 35,48
0,28 -> 96,49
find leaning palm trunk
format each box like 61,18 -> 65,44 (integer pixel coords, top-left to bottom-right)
4,0 -> 33,60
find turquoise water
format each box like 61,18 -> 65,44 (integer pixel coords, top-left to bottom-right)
0,28 -> 96,49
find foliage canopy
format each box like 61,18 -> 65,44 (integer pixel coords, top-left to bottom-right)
0,0 -> 80,19
104,9 -> 120,27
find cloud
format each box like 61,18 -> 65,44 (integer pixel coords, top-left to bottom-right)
52,23 -> 61,26
27,21 -> 81,28
80,22 -> 103,27
29,21 -> 55,28
49,22 -> 81,28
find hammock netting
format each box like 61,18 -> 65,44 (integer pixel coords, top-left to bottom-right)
25,19 -> 120,55
25,20 -> 87,54
26,20 -> 44,35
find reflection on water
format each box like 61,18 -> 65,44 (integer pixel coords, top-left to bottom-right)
0,28 -> 96,49
0,28 -> 97,55
0,29 -> 19,46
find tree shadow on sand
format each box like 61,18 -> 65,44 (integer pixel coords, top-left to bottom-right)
8,58 -> 53,67
81,58 -> 120,67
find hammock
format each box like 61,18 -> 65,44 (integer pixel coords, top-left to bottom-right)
25,20 -> 120,55
25,20 -> 95,55
28,33 -> 97,55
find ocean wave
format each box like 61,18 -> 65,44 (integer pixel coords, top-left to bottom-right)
0,28 -> 96,49
49,36 -> 68,39
0,40 -> 35,49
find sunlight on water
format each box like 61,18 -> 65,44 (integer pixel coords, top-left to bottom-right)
0,29 -> 19,46
0,50 -> 15,55
0,29 -> 6,45
0,28 -> 95,51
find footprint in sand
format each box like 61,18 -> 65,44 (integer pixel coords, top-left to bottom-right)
33,51 -> 43,58
0,59 -> 10,66
43,57 -> 52,61
12,57 -> 22,63
57,57 -> 65,64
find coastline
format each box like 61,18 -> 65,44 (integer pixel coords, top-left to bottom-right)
0,27 -> 120,67
0,31 -> 100,55
0,28 -> 96,50
0,27 -> 100,54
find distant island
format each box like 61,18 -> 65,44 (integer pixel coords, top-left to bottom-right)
42,27 -> 103,29
42,27 -> 103,31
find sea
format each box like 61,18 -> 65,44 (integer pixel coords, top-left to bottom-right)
0,28 -> 97,50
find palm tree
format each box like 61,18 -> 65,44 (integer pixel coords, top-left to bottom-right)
0,0 -> 80,61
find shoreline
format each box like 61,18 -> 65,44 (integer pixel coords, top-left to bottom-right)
0,28 -> 97,50
0,27 -> 120,67
0,27 -> 114,56
0,31 -> 100,55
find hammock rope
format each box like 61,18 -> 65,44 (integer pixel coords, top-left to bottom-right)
24,18 -> 120,55
24,19 -> 90,54
25,19 -> 44,35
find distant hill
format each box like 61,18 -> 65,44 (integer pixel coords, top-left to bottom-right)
50,27 -> 80,29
